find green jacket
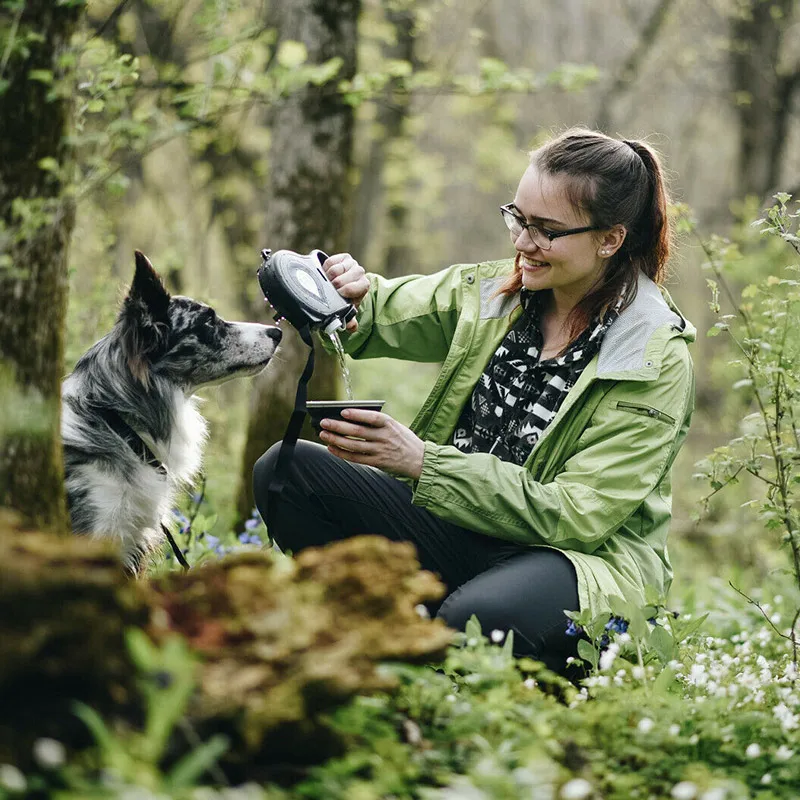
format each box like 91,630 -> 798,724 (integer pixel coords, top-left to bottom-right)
335,258 -> 696,616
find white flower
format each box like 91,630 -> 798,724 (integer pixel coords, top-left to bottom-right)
599,647 -> 617,671
668,724 -> 681,737
490,629 -> 505,643
0,764 -> 26,792
523,678 -> 536,689
631,665 -> 645,680
775,744 -> 794,761
33,738 -> 66,769
745,743 -> 761,758
560,778 -> 592,799
414,604 -> 430,619
671,781 -> 698,800
699,789 -> 726,800
760,773 -> 772,785
637,717 -> 654,734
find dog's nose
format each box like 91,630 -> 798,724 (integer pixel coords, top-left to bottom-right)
266,326 -> 282,342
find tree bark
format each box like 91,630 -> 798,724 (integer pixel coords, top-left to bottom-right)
0,1 -> 83,532
348,5 -> 417,277
235,0 -> 361,525
729,0 -> 798,197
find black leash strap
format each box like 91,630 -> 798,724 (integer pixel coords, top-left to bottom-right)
161,522 -> 191,571
266,324 -> 316,545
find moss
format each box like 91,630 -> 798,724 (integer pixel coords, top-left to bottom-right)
149,536 -> 452,772
0,512 -> 148,766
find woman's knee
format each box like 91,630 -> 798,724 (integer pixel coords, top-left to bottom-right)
253,441 -> 284,499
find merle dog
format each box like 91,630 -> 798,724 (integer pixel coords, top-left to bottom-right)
61,251 -> 281,573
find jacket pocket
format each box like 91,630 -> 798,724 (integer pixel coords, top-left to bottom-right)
615,401 -> 676,425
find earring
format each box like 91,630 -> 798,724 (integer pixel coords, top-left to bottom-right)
600,249 -> 609,256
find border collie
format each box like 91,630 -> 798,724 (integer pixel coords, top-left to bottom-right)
61,251 -> 281,573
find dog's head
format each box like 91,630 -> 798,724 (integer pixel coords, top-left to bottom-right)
119,251 -> 282,391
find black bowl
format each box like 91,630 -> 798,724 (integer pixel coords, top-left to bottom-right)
306,400 -> 386,435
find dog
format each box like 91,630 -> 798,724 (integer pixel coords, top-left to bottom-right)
61,251 -> 282,573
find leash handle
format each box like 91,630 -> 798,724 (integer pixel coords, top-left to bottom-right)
265,324 -> 315,545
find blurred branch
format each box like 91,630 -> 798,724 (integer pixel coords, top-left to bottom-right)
595,0 -> 678,132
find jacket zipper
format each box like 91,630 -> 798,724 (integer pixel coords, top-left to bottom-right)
615,401 -> 675,425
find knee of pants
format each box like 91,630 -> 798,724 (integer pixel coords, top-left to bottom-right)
253,441 -> 283,495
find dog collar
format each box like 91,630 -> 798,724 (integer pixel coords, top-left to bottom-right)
97,407 -> 168,476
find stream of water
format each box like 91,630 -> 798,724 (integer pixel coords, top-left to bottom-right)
328,331 -> 355,401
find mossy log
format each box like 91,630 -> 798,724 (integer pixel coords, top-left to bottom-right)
0,519 -> 452,775
0,512 -> 148,767
149,536 -> 452,773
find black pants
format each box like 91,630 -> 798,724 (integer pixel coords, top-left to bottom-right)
253,440 -> 582,676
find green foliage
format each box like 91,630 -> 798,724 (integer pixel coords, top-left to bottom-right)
695,195 -> 800,660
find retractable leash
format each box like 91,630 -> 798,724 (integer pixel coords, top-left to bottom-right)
264,323 -> 315,545
256,248 -> 357,546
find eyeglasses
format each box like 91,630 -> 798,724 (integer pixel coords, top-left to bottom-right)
499,203 -> 602,251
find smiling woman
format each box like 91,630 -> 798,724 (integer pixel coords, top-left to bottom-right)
252,127 -> 695,681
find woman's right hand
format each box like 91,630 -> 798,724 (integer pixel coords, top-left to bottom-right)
323,253 -> 370,332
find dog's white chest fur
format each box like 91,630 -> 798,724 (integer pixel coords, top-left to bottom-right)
64,393 -> 207,566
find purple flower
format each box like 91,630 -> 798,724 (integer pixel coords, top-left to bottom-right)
244,517 -> 260,531
565,620 -> 583,637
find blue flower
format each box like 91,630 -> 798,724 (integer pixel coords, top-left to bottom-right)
604,616 -> 629,635
192,492 -> 204,505
205,534 -> 220,549
244,517 -> 260,531
565,620 -> 583,637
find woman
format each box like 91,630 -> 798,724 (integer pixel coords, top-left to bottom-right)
253,128 -> 695,677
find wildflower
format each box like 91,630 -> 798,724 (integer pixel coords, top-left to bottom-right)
671,781 -> 698,800
631,665 -> 645,680
599,643 -> 618,671
699,789 -> 726,800
490,629 -> 505,643
0,764 -> 26,792
760,773 -> 772,785
775,744 -> 794,761
33,738 -> 66,769
191,492 -> 203,505
745,743 -> 761,758
523,678 -> 536,689
565,620 -> 582,637
637,717 -> 654,734
414,604 -> 430,619
244,517 -> 260,531
604,616 -> 629,635
559,778 -> 592,799
668,724 -> 680,737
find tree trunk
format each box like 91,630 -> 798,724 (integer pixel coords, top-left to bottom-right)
235,0 -> 361,525
349,5 -> 417,277
0,1 -> 83,532
730,0 -> 798,198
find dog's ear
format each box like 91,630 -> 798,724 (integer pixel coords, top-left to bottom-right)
118,251 -> 172,386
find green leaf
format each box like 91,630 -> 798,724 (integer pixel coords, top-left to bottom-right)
577,639 -> 598,669
648,625 -> 674,664
28,69 -> 53,85
465,614 -> 482,641
38,157 -> 59,172
276,40 -> 308,68
86,98 -> 105,113
167,734 -> 229,789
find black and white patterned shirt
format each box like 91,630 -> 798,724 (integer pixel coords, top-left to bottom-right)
452,289 -> 621,466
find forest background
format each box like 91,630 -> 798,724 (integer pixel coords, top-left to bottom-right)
3,0 -> 800,796
54,0 -> 800,603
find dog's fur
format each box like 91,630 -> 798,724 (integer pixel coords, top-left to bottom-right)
61,251 -> 281,572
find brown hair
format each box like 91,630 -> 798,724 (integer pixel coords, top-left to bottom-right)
498,127 -> 672,341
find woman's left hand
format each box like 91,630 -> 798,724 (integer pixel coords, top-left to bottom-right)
319,409 -> 425,480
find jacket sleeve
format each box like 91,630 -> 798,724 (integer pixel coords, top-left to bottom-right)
322,266 -> 465,363
411,343 -> 694,554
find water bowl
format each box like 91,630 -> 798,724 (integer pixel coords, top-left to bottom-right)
306,400 -> 386,435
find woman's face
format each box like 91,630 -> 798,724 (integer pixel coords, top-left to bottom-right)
510,165 -> 612,308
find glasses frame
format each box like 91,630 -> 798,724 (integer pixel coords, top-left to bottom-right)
499,203 -> 603,250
